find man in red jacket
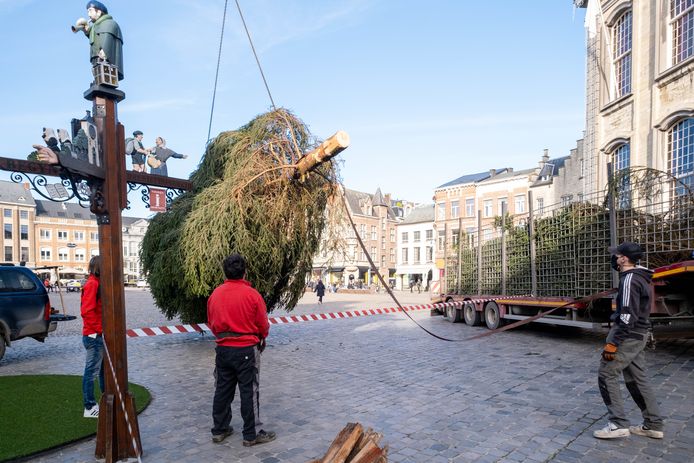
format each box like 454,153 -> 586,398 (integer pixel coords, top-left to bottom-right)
207,254 -> 275,446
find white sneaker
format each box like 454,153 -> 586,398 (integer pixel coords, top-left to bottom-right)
83,405 -> 99,418
629,424 -> 663,439
593,422 -> 630,439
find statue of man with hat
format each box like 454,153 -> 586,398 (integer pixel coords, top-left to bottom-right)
76,1 -> 124,80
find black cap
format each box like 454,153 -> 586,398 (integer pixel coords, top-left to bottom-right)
608,242 -> 644,262
133,130 -> 143,136
86,1 -> 108,14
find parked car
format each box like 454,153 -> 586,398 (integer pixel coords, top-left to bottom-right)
0,265 -> 58,361
136,279 -> 149,288
66,279 -> 86,292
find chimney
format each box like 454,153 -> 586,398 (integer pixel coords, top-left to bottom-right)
489,169 -> 496,177
543,148 -> 550,163
507,167 -> 513,173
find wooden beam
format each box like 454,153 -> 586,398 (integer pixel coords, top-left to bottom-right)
320,422 -> 363,463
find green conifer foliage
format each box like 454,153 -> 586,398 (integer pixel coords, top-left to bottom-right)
140,109 -> 338,323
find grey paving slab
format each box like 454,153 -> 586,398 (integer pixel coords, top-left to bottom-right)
1,299 -> 692,463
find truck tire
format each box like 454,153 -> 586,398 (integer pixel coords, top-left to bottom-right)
446,305 -> 461,323
463,302 -> 482,326
0,338 -> 5,362
484,301 -> 502,330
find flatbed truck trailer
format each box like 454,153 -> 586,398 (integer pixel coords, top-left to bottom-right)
433,167 -> 694,335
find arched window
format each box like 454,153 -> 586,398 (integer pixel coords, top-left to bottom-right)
671,0 -> 694,65
613,143 -> 631,208
669,118 -> 694,197
613,11 -> 632,97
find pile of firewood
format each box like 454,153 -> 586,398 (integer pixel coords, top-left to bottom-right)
310,423 -> 388,463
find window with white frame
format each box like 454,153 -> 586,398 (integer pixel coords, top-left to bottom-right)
498,197 -> 508,215
402,248 -> 408,264
20,210 -> 28,220
5,246 -> 12,261
40,229 -> 51,240
75,249 -> 86,262
613,11 -> 632,98
3,209 -> 11,218
438,231 -> 446,249
390,248 -> 395,263
614,143 -> 632,208
359,224 -> 366,239
370,246 -> 376,258
537,197 -> 545,215
437,202 -> 446,220
74,231 -> 85,241
465,198 -> 475,217
561,195 -> 573,207
20,247 -> 29,262
450,200 -> 460,219
426,246 -> 433,263
20,225 -> 28,240
426,229 -> 433,241
483,200 -> 493,217
402,232 -> 409,243
390,229 -> 395,242
669,118 -> 694,197
413,231 -> 421,242
90,232 -> 99,241
414,247 -> 421,264
671,0 -> 694,65
514,195 -> 526,214
4,224 -> 11,239
57,230 -> 68,240
451,230 -> 459,247
58,248 -> 69,262
40,248 -> 52,260
371,226 -> 377,241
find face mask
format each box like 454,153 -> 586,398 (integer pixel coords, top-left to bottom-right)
611,254 -> 620,271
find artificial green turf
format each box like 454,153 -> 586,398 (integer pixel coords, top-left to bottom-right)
0,375 -> 151,462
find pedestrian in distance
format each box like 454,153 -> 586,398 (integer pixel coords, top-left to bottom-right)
315,279 -> 325,304
81,255 -> 104,418
207,254 -> 276,446
44,277 -> 52,293
593,242 -> 664,440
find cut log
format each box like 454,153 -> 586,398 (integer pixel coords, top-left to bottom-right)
349,440 -> 385,463
314,423 -> 388,463
294,130 -> 350,178
320,422 -> 363,463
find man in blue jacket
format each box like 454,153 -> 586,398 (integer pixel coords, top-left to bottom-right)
593,242 -> 664,439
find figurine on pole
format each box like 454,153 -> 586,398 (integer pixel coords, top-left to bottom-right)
74,1 -> 124,84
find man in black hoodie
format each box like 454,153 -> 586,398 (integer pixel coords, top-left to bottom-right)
593,242 -> 664,440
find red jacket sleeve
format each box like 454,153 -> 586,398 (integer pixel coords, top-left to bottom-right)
255,292 -> 270,339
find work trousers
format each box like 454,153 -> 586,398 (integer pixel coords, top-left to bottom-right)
598,336 -> 663,431
211,345 -> 260,440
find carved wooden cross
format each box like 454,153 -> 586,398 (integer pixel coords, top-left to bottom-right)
0,82 -> 347,462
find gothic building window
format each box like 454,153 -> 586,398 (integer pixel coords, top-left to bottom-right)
669,118 -> 694,197
671,0 -> 694,65
614,143 -> 631,208
613,10 -> 632,97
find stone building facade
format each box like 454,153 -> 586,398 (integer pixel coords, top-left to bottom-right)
0,182 -> 36,266
395,204 -> 437,291
578,0 -> 694,195
312,187 -> 401,288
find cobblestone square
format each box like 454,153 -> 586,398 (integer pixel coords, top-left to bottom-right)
1,290 -> 692,462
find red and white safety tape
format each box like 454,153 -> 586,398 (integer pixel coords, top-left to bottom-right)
125,295 -> 529,338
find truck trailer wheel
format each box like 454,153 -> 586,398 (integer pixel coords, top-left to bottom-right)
446,305 -> 461,323
0,338 -> 5,362
463,302 -> 481,326
484,301 -> 502,330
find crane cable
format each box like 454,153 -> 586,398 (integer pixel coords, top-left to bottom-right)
206,0 -> 229,145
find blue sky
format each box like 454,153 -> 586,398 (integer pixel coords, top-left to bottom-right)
0,1 -> 589,216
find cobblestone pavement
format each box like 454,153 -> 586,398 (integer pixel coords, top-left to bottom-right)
1,294 -> 692,463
